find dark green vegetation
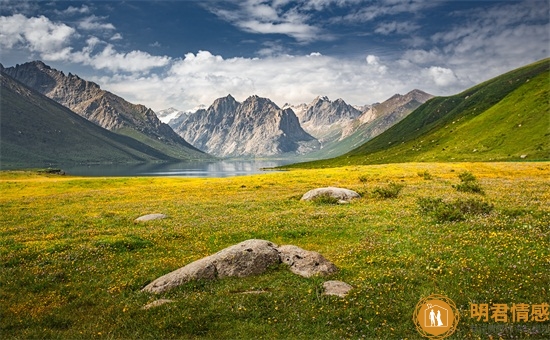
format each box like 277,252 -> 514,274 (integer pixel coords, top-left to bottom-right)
287,59 -> 550,168
0,72 -> 205,168
1,162 -> 548,339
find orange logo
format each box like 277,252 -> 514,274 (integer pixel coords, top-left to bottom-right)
413,294 -> 460,339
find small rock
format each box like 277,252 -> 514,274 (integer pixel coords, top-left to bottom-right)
142,299 -> 174,310
520,154 -> 527,159
278,245 -> 338,278
301,187 -> 360,202
323,281 -> 353,297
135,213 -> 167,222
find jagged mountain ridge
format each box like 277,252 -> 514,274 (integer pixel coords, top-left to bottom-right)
2,61 -> 206,160
170,95 -> 319,157
293,89 -> 433,159
283,96 -> 362,142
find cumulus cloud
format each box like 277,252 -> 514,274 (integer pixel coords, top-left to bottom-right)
427,66 -> 458,87
0,14 -> 76,55
0,13 -> 170,73
95,50 -> 467,112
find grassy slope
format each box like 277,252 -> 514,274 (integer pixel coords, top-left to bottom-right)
289,59 -> 549,168
0,74 -> 182,168
0,162 -> 548,339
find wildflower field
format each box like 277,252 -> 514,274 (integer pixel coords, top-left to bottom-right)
1,162 -> 548,339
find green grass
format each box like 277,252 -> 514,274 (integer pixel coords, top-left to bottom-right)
1,162 -> 549,339
287,58 -> 550,169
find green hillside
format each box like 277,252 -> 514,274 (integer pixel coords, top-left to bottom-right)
0,73 -> 183,168
288,58 -> 549,168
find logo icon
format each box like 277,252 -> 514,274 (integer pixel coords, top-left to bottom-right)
413,294 -> 460,339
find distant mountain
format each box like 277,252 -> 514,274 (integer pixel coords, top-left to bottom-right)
170,94 -> 319,157
0,71 -> 183,167
287,58 -> 550,168
2,61 -> 207,160
286,90 -> 432,159
283,96 -> 362,143
155,107 -> 185,123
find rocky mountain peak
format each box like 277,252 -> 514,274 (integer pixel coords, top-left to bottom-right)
170,94 -> 319,157
3,60 -> 203,158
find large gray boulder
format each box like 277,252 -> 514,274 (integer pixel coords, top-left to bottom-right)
301,187 -> 360,202
142,239 -> 279,293
212,239 -> 280,278
278,245 -> 338,278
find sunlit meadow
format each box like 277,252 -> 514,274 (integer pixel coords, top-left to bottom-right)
1,162 -> 548,339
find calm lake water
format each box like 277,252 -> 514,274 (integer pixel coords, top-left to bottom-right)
61,159 -> 298,177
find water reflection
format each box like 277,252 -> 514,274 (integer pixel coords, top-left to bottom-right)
61,159 -> 295,177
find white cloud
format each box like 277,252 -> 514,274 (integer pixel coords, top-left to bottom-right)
78,15 -> 115,31
375,21 -> 420,35
0,14 -> 170,74
110,33 -> 123,41
95,50 -> 465,112
0,14 -> 76,55
78,44 -> 171,73
207,0 -> 325,42
56,5 -> 90,16
427,66 -> 458,87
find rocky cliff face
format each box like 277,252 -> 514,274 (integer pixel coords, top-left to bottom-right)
284,96 -> 362,141
3,61 -> 204,159
171,95 -> 319,157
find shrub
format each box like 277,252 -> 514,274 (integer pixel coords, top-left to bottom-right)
417,197 -> 494,222
358,175 -> 369,183
311,193 -> 341,205
372,182 -> 405,199
417,170 -> 433,180
453,171 -> 484,194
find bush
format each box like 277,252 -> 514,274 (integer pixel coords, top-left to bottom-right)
372,182 -> 405,199
453,171 -> 484,194
417,170 -> 433,180
417,197 -> 494,222
311,193 -> 341,205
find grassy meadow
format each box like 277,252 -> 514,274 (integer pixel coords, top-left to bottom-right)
1,162 -> 549,339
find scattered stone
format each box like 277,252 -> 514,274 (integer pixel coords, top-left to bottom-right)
301,187 -> 360,202
323,281 -> 353,298
142,239 -> 280,293
142,239 -> 338,294
135,213 -> 167,222
520,154 -> 527,159
142,299 -> 175,310
278,244 -> 338,278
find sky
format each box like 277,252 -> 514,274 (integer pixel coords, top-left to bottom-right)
0,0 -> 548,112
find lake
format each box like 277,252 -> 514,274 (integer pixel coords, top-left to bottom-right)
60,159 -> 298,177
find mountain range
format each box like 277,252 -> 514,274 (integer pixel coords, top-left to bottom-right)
288,58 -> 549,168
167,90 -> 431,158
2,61 -> 206,162
3,58 -> 544,168
169,95 -> 319,157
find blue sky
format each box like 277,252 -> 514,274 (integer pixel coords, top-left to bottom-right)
1,0 -> 548,112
